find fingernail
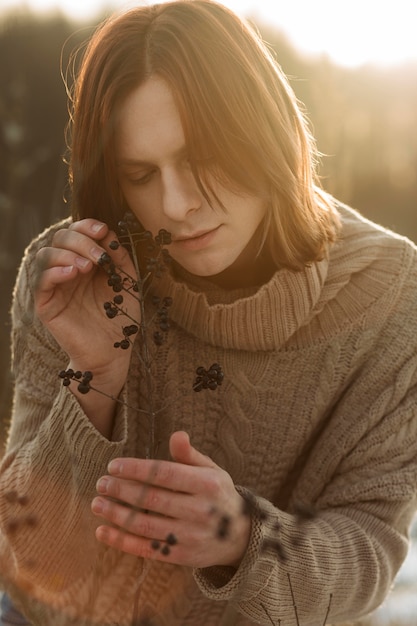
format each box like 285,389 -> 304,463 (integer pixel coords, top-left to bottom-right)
96,477 -> 109,494
61,265 -> 73,274
108,460 -> 121,475
92,498 -> 104,514
91,222 -> 105,234
90,247 -> 104,262
75,256 -> 90,269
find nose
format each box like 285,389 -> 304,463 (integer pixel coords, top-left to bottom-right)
161,167 -> 202,222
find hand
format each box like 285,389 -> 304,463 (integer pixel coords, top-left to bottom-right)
35,219 -> 140,436
35,219 -> 139,390
91,432 -> 251,568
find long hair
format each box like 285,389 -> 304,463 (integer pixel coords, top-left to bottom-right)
67,0 -> 340,270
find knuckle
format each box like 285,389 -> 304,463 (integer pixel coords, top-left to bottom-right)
204,473 -> 222,498
35,247 -> 51,270
107,478 -> 121,499
51,228 -> 68,246
155,462 -> 175,485
144,488 -> 160,510
138,515 -> 155,538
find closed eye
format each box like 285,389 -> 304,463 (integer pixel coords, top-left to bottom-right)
127,169 -> 158,186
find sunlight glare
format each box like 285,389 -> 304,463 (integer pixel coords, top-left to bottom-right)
1,0 -> 416,66
238,0 -> 417,67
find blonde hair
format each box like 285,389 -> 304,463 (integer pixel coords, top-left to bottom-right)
68,0 -> 339,270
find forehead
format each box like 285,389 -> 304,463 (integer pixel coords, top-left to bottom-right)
114,77 -> 185,162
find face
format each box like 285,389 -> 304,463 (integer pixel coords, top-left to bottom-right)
114,77 -> 268,287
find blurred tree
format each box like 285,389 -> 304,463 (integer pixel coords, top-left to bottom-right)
257,22 -> 417,241
0,10 -> 94,447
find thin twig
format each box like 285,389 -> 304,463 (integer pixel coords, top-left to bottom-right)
260,601 -> 278,626
287,572 -> 300,626
322,593 -> 332,625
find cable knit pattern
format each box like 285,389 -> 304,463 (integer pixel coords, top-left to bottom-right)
1,204 -> 417,625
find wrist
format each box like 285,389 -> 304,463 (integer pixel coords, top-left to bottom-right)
65,360 -> 127,439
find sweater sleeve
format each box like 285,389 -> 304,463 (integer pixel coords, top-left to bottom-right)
0,226 -> 129,595
194,244 -> 417,626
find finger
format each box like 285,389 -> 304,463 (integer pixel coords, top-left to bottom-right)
34,246 -> 95,311
68,219 -> 108,240
52,228 -> 109,266
36,246 -> 93,274
95,476 -> 213,523
107,457 -> 217,495
94,524 -> 179,561
169,431 -> 218,469
34,265 -> 76,302
69,221 -> 134,274
92,496 -> 177,538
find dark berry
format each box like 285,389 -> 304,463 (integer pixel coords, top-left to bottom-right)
98,252 -> 111,265
157,229 -> 172,245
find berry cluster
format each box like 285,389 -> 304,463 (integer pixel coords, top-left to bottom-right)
144,247 -> 172,277
154,229 -> 172,246
59,368 -> 93,394
193,363 -> 224,392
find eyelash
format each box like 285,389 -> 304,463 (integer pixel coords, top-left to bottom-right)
126,156 -> 215,187
128,170 -> 157,186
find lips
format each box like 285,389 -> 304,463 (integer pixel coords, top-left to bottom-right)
172,226 -> 221,251
173,227 -> 219,242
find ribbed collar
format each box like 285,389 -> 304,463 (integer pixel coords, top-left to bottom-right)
153,258 -> 329,351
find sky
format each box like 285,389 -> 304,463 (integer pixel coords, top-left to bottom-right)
1,0 -> 417,68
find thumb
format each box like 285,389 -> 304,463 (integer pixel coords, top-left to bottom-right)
169,431 -> 217,468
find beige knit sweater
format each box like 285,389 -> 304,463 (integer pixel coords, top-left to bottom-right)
1,204 -> 417,626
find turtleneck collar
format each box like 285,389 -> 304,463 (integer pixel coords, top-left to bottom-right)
153,257 -> 329,351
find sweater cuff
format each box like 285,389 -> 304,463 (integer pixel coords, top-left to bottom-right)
193,486 -> 265,601
56,385 -> 128,468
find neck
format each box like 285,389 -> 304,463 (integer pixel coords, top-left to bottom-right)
207,249 -> 276,289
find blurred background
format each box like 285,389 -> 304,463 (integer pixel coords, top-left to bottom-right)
0,1 -> 416,621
